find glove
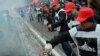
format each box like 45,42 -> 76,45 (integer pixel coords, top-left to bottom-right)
44,43 -> 53,53
48,24 -> 52,31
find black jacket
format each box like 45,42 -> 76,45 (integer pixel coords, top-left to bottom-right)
51,8 -> 70,33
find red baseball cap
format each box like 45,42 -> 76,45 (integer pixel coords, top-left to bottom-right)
76,7 -> 94,22
51,1 -> 59,7
64,2 -> 75,13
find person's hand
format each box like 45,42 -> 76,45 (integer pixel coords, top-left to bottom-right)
48,24 -> 52,28
44,43 -> 53,53
48,24 -> 52,31
44,19 -> 48,25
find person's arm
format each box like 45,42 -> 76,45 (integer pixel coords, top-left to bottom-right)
45,27 -> 77,53
47,31 -> 73,48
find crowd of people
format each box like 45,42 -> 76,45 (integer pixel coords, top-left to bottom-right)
33,0 -> 100,56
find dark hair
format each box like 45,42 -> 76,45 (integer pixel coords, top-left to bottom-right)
76,4 -> 81,11
85,17 -> 94,22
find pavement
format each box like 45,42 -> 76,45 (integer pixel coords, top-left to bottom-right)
30,16 -> 66,56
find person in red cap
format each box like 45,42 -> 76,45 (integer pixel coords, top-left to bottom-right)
51,1 -> 59,8
48,1 -> 79,56
64,2 -> 79,28
48,1 -> 69,32
45,7 -> 100,56
49,1 -> 79,32
65,2 -> 76,13
59,2 -> 79,56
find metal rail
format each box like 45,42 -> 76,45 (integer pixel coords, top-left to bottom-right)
9,9 -> 65,56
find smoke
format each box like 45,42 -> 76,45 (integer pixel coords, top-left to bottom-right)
0,0 -> 42,56
0,0 -> 32,11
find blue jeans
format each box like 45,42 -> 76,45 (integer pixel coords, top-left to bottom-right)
61,42 -> 76,56
59,31 -> 76,56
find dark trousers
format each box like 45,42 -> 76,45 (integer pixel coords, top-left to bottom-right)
30,14 -> 34,21
61,42 -> 76,56
37,14 -> 43,22
59,31 -> 76,56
